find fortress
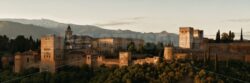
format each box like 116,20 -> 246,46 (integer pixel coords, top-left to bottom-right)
10,26 -> 250,73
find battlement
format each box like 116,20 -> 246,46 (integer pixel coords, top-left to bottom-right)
193,29 -> 204,38
40,35 -> 64,73
179,27 -> 194,32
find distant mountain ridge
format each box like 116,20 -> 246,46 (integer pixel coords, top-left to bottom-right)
0,18 -> 178,46
0,21 -> 56,39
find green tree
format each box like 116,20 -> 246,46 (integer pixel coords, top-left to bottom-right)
221,32 -> 229,43
240,28 -> 243,41
156,42 -> 164,56
215,30 -> 221,43
228,30 -> 235,42
144,43 -> 156,55
127,42 -> 136,53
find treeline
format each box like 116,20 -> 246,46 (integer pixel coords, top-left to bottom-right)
194,60 -> 250,83
0,35 -> 40,55
127,42 -> 164,56
0,60 -> 229,83
210,29 -> 244,43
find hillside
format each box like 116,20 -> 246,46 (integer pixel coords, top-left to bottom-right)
0,21 -> 56,39
0,19 -> 178,46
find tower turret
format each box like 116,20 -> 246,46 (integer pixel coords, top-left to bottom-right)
65,25 -> 73,40
164,46 -> 174,61
65,25 -> 73,49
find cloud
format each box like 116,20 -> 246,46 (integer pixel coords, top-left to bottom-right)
128,17 -> 145,20
95,16 -> 145,26
95,21 -> 135,26
227,19 -> 250,22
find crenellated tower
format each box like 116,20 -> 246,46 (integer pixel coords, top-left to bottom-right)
179,27 -> 194,49
40,35 -> 64,73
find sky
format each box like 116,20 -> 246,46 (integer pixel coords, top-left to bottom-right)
1,0 -> 250,38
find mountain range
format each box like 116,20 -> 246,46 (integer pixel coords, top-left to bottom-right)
0,18 -> 178,46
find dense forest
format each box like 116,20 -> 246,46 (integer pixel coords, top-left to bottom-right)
0,60 -> 197,83
0,35 -> 40,55
2,59 -> 250,83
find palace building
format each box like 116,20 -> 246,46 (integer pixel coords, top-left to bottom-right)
38,26 -> 149,73
12,26 -> 250,73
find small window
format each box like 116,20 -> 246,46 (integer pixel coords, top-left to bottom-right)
27,58 -> 30,63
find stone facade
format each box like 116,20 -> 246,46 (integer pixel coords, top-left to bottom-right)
175,53 -> 189,60
164,46 -> 173,61
64,51 -> 132,68
40,35 -> 64,73
179,27 -> 194,49
14,50 -> 39,73
119,52 -> 132,67
193,29 -> 204,49
64,26 -> 144,55
165,27 -> 250,62
39,32 -> 142,73
179,27 -> 204,49
13,26 -> 250,74
1,55 -> 13,69
133,56 -> 159,65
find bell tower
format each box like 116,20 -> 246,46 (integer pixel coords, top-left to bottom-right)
65,25 -> 73,49
65,25 -> 72,41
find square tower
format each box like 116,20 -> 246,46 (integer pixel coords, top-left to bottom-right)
119,52 -> 131,67
179,27 -> 194,49
193,29 -> 204,49
164,47 -> 173,61
40,35 -> 64,73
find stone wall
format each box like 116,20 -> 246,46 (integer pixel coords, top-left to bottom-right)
175,53 -> 189,60
14,51 -> 39,73
1,55 -> 13,69
133,56 -> 159,65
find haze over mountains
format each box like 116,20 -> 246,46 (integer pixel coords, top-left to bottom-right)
0,18 -> 178,46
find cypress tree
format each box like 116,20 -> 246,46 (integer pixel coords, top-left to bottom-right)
229,30 -> 232,41
216,30 -> 220,43
240,28 -> 243,41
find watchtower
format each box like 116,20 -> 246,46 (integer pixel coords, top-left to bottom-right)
179,27 -> 194,49
40,35 -> 64,73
